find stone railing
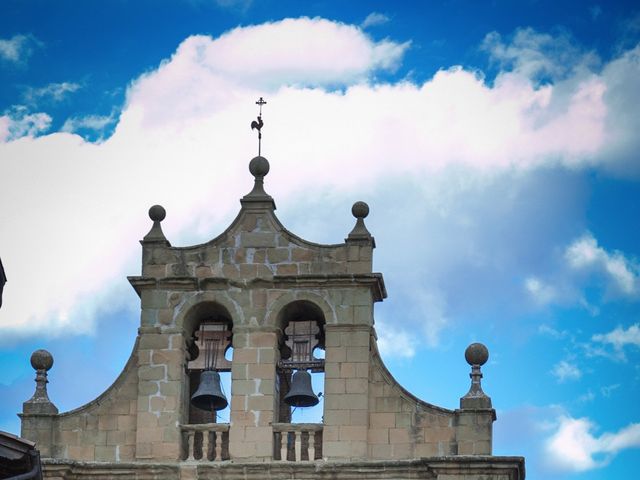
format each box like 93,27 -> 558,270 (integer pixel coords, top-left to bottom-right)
272,423 -> 323,461
181,423 -> 229,461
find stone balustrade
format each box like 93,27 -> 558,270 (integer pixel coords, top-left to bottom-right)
272,423 -> 323,461
181,423 -> 229,461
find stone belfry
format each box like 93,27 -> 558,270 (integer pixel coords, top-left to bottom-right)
19,107 -> 525,479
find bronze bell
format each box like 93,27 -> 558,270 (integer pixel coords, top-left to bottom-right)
284,370 -> 319,407
191,370 -> 228,411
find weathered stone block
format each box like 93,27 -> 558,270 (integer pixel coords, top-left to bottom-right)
247,363 -> 275,379
247,394 -> 274,411
370,412 -> 395,428
138,365 -> 166,381
117,414 -> 137,431
368,428 -> 389,444
67,445 -> 95,461
240,232 -> 277,248
106,430 -> 126,446
267,248 -> 289,264
139,334 -> 170,350
98,415 -> 117,431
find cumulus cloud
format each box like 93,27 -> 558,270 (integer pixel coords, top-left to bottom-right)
1,19 -> 639,343
24,82 -> 81,103
566,233 -> 638,295
361,12 -> 390,29
551,360 -> 582,382
545,416 -> 640,471
0,106 -> 51,142
0,34 -> 40,64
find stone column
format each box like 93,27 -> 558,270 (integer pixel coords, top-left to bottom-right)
20,349 -> 58,458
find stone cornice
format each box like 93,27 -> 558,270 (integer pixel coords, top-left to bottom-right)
42,457 -> 525,479
128,273 -> 387,301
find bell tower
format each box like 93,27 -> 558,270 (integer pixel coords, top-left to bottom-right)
18,103 -> 524,478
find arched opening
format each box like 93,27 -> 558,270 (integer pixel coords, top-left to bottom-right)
276,300 -> 325,425
183,301 -> 233,459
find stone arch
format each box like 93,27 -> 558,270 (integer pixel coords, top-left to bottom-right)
174,291 -> 243,334
265,290 -> 336,332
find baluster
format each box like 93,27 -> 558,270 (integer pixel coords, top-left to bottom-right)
308,430 -> 315,461
215,430 -> 223,461
202,429 -> 210,461
186,430 -> 196,461
280,431 -> 288,461
295,430 -> 302,462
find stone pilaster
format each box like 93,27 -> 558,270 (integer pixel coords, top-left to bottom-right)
228,328 -> 278,461
323,324 -> 372,460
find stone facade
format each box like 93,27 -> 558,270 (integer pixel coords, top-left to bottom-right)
19,155 -> 525,479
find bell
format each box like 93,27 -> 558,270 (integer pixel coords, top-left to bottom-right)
191,370 -> 228,411
284,370 -> 319,407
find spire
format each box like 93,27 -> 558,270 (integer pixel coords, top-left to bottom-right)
242,98 -> 275,210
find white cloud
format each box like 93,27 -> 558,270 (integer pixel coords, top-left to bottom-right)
0,34 -> 40,64
375,319 -> 417,359
600,383 -> 620,397
545,416 -> 640,472
551,360 -> 582,382
0,106 -> 51,142
0,19 -> 639,342
525,276 -> 557,304
62,112 -> 116,135
578,390 -> 595,403
593,323 -> 640,353
538,324 -> 569,339
361,12 -> 390,29
24,82 -> 81,103
566,233 -> 638,295
482,27 -> 593,82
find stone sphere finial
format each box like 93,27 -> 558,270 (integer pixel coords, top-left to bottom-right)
352,201 -> 369,219
249,156 -> 270,178
465,342 -> 489,366
149,205 -> 166,222
30,349 -> 54,371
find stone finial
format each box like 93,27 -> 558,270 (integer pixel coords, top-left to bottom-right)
247,156 -> 270,196
23,349 -> 58,414
142,204 -> 170,245
241,156 -> 276,209
460,342 -> 492,409
347,201 -> 373,242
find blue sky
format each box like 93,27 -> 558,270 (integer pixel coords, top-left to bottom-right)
1,1 -> 639,478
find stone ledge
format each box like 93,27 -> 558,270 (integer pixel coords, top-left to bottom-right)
42,456 -> 524,479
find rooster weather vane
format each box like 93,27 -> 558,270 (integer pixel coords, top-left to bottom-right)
251,97 -> 266,156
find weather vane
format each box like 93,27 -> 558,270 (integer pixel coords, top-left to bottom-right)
251,97 -> 266,156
